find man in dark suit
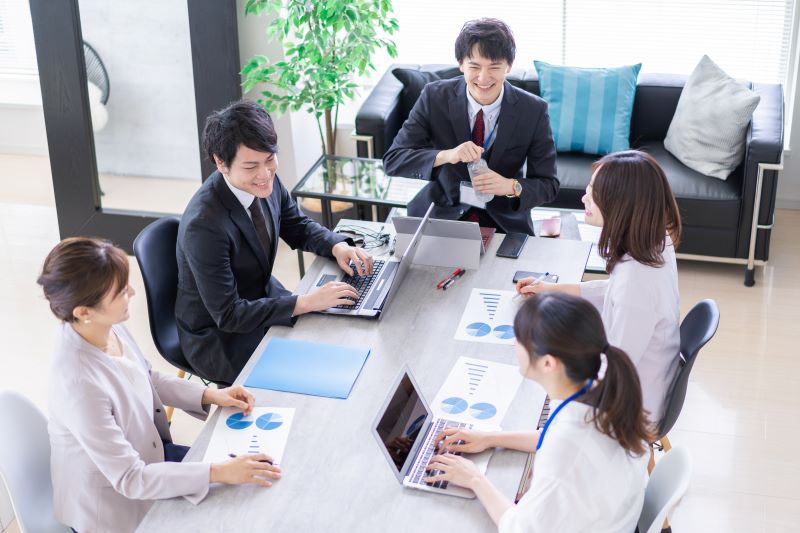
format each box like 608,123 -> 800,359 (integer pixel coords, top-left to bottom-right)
383,18 -> 559,235
176,101 -> 372,385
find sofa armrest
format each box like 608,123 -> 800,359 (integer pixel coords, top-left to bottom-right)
355,67 -> 407,159
738,82 -> 784,263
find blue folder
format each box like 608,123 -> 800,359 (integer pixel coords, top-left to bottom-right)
244,337 -> 371,399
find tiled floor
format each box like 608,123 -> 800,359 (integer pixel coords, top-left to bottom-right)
1,154 -> 799,532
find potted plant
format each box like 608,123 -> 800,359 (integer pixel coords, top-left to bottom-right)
241,0 -> 398,162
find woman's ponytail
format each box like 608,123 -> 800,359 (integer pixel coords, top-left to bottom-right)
515,293 -> 654,456
591,346 -> 654,455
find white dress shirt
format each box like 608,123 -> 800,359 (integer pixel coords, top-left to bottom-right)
499,402 -> 649,533
580,237 -> 681,425
466,84 -> 503,150
223,174 -> 255,220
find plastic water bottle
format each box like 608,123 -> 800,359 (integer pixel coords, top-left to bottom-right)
467,158 -> 494,203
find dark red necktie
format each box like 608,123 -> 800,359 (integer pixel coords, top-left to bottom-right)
471,109 -> 485,147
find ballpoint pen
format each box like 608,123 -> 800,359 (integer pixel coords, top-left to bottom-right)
513,272 -> 549,301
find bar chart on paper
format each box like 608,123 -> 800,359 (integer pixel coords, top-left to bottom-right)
454,288 -> 519,345
431,357 -> 524,425
204,407 -> 295,466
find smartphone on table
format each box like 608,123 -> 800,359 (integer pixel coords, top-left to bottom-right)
496,232 -> 528,258
512,271 -> 560,284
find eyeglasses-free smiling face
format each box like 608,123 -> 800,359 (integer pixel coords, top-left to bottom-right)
459,46 -> 511,106
215,144 -> 279,198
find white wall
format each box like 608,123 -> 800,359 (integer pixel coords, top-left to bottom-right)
79,0 -> 200,180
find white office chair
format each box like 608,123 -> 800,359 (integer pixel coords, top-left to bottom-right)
0,391 -> 71,532
638,446 -> 692,533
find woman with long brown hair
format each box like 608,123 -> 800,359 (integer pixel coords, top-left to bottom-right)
426,293 -> 652,532
517,149 -> 681,426
38,237 -> 282,533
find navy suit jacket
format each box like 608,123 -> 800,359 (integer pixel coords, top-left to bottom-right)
175,171 -> 347,385
383,77 -> 559,234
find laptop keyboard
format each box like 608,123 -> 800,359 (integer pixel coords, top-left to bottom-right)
408,418 -> 468,490
335,259 -> 386,309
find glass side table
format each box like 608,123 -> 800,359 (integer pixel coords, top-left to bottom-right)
291,155 -> 426,275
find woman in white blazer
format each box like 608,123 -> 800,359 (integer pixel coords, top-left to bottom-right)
38,237 -> 282,533
426,293 -> 653,532
517,150 -> 682,426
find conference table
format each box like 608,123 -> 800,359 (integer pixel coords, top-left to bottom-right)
138,227 -> 592,532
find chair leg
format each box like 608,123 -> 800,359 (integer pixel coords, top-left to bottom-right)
648,445 -> 655,475
165,370 -> 187,423
661,435 -> 672,452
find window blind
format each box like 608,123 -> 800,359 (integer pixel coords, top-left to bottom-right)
370,0 -> 795,85
0,0 -> 38,76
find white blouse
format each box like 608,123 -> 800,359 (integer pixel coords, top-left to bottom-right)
580,237 -> 681,425
114,337 -> 154,416
499,402 -> 649,533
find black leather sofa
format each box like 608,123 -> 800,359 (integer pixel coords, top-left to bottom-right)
355,64 -> 784,285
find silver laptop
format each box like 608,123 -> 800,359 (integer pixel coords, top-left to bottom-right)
303,203 -> 434,318
371,367 -> 493,499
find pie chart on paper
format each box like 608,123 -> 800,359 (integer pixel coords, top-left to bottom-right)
469,402 -> 497,420
226,412 -> 254,430
492,325 -> 514,339
440,397 -> 469,415
256,412 -> 284,431
466,322 -> 491,337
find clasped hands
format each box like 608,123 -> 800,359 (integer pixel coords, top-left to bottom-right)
442,141 -> 516,197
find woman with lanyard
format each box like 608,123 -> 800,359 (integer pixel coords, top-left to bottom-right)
516,149 -> 681,428
426,292 -> 652,532
38,237 -> 282,533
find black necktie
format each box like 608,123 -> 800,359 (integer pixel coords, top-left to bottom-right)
248,198 -> 272,259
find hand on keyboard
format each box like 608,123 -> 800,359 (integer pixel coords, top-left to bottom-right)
331,242 -> 374,276
434,427 -> 493,454
295,281 -> 360,314
425,453 -> 483,490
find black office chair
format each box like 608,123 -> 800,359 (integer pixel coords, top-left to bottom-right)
650,299 -> 720,468
133,216 -> 195,378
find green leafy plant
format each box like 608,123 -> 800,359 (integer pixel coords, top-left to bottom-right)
242,0 -> 398,156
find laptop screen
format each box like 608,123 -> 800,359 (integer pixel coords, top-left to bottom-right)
374,373 -> 431,476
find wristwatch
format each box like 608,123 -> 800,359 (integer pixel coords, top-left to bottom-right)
506,179 -> 522,198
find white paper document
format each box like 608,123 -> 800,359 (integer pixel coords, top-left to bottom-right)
432,356 -> 524,425
454,288 -> 519,345
203,406 -> 295,466
577,223 -> 602,244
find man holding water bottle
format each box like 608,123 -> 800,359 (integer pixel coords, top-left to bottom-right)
383,18 -> 559,235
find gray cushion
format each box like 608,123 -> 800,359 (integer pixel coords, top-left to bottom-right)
664,55 -> 761,180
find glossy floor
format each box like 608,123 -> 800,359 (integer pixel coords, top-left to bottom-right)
1,154 -> 798,532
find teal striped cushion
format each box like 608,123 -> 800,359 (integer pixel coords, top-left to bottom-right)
534,61 -> 641,155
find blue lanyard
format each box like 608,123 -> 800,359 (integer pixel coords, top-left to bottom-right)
536,379 -> 594,451
483,120 -> 499,151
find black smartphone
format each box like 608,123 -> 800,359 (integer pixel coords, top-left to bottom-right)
496,232 -> 528,258
512,271 -> 560,284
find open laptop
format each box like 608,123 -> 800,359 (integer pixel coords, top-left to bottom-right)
301,203 -> 434,318
371,367 -> 493,499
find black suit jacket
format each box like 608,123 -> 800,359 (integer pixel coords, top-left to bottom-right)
175,171 -> 347,385
383,78 -> 559,234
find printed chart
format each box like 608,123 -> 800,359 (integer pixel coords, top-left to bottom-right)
203,406 -> 295,466
432,357 -> 523,425
454,289 -> 519,345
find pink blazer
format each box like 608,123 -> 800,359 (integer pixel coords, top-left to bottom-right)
48,323 -> 211,532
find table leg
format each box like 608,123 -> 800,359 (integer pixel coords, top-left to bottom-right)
322,199 -> 333,229
297,249 -> 305,277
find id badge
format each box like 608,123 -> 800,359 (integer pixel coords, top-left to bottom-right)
460,181 -> 486,209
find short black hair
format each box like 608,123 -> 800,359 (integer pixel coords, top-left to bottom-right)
454,18 -> 516,65
202,100 -> 278,167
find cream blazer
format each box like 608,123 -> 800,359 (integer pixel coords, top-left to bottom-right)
48,323 -> 211,533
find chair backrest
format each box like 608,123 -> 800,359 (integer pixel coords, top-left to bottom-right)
0,391 -> 71,532
638,447 -> 692,533
658,299 -> 720,437
132,216 -> 194,374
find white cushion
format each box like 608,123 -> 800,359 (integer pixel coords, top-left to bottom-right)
664,55 -> 761,180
